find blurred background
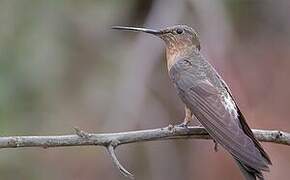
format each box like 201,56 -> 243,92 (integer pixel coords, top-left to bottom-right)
0,0 -> 289,179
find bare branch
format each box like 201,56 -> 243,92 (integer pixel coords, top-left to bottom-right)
0,126 -> 289,148
0,126 -> 289,178
252,129 -> 290,146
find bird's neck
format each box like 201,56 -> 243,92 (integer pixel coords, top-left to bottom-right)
166,45 -> 199,71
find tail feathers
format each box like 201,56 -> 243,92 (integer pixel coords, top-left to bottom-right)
235,159 -> 264,180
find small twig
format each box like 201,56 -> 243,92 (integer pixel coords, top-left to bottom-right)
106,143 -> 134,179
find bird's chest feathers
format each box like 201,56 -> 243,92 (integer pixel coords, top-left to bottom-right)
166,52 -> 179,71
166,44 -> 197,72
166,48 -> 187,71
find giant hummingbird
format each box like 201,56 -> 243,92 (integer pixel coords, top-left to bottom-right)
112,25 -> 271,180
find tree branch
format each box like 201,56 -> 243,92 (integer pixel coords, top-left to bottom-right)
0,126 -> 289,178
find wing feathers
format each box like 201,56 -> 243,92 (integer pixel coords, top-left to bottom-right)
169,60 -> 270,172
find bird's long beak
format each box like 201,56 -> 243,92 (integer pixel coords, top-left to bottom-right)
112,26 -> 161,35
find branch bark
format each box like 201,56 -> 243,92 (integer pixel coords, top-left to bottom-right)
1,126 -> 289,178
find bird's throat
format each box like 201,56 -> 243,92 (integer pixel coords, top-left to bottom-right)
166,53 -> 177,71
166,45 -> 199,71
166,46 -> 182,71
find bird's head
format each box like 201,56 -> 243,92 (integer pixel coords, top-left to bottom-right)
112,25 -> 200,56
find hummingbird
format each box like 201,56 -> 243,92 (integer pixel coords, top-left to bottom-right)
112,25 -> 271,180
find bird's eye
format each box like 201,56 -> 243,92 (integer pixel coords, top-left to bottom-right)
176,28 -> 183,34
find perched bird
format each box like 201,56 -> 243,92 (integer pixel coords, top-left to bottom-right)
112,25 -> 271,180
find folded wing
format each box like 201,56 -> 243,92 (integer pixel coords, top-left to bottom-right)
169,59 -> 269,171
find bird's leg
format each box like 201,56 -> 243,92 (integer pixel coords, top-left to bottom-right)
176,106 -> 192,127
184,106 -> 192,125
